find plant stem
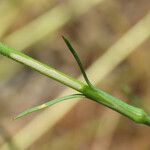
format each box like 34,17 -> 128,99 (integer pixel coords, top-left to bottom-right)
0,43 -> 150,126
0,43 -> 85,91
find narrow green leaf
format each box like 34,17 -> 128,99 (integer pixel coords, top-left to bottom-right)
15,94 -> 84,119
62,36 -> 93,88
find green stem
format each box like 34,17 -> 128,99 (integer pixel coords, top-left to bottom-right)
83,87 -> 150,125
0,43 -> 150,126
0,43 -> 85,92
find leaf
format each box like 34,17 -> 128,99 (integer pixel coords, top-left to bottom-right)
15,94 -> 84,119
62,36 -> 93,88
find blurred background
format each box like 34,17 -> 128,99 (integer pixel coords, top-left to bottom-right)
0,0 -> 150,150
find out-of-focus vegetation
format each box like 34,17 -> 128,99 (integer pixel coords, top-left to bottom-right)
0,0 -> 150,150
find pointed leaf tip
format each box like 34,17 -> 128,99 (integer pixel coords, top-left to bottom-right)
15,94 -> 84,119
62,36 -> 94,88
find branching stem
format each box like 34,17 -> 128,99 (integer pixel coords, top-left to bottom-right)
0,40 -> 150,126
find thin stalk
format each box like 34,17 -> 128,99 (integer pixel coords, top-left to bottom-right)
0,42 -> 150,126
0,43 -> 85,92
